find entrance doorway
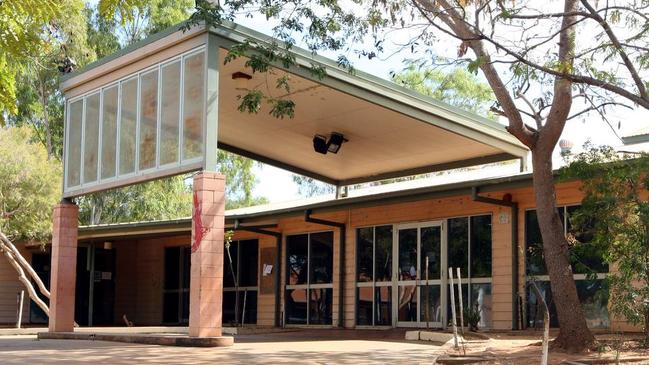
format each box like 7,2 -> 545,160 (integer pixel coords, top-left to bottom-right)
394,221 -> 445,328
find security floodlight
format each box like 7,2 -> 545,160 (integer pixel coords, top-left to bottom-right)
327,132 -> 345,154
313,135 -> 328,154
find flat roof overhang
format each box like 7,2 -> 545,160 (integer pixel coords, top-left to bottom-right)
61,21 -> 528,196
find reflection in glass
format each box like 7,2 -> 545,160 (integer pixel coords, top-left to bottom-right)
139,70 -> 158,170
83,93 -> 100,183
356,287 -> 373,325
398,229 -> 417,280
119,78 -> 137,175
447,217 -> 468,275
421,226 -> 441,280
101,86 -> 118,179
285,289 -> 307,324
375,286 -> 392,325
222,291 -> 237,324
525,210 -> 546,276
160,61 -> 181,165
375,226 -> 393,281
419,285 -> 442,323
470,283 -> 492,328
310,231 -> 333,284
182,52 -> 204,160
398,285 -> 417,322
309,288 -> 332,324
356,228 -> 373,282
238,239 -> 259,287
470,215 -> 492,277
67,100 -> 83,187
286,234 -> 308,285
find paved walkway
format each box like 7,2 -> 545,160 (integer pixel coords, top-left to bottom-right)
0,330 -> 445,364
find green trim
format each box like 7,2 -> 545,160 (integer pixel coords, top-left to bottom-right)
622,133 -> 649,145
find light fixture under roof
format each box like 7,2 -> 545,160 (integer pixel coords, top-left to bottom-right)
313,132 -> 348,155
232,71 -> 252,90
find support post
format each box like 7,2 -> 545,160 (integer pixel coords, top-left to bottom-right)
49,200 -> 79,333
189,172 -> 226,338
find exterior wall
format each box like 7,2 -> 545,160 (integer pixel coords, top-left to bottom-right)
0,244 -> 32,325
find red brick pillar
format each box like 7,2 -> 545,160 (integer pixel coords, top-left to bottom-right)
49,201 -> 78,333
189,172 -> 226,337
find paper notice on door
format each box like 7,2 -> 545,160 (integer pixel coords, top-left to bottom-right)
101,271 -> 112,280
262,264 -> 273,276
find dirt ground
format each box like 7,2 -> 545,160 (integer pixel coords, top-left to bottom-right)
0,329 -> 647,364
453,331 -> 649,364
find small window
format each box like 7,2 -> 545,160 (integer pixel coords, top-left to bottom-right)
83,93 -> 100,184
119,77 -> 138,175
101,86 -> 118,179
138,70 -> 158,170
182,52 -> 205,161
66,100 -> 83,187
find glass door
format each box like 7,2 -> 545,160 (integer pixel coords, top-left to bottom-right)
394,221 -> 445,328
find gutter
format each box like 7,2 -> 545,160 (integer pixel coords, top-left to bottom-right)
233,222 -> 283,328
304,209 -> 346,328
471,187 -> 520,330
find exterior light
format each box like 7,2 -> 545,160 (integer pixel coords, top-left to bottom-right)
313,132 -> 347,155
327,132 -> 345,154
232,71 -> 252,90
313,135 -> 329,154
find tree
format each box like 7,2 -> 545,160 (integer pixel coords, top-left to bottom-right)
0,127 -> 61,242
169,0 -> 649,351
564,145 -> 649,342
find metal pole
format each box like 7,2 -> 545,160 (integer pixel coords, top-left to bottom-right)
448,267 -> 458,348
456,267 -> 465,335
16,291 -> 24,329
241,289 -> 247,326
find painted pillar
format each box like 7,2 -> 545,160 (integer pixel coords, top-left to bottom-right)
189,172 -> 225,337
49,200 -> 79,332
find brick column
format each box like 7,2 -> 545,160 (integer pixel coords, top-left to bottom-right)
189,172 -> 225,337
49,200 -> 79,333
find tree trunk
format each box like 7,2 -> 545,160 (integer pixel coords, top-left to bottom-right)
531,148 -> 595,352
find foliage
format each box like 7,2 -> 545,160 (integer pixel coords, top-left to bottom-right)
218,150 -> 268,209
563,144 -> 649,339
392,65 -> 495,119
292,175 -> 335,198
0,127 -> 61,242
464,304 -> 481,332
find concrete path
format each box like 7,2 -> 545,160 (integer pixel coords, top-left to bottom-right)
0,330 -> 445,364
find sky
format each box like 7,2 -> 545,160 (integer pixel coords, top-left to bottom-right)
232,8 -> 649,203
84,1 -> 649,203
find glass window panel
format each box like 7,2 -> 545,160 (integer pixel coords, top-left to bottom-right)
420,285 -> 442,323
356,287 -> 373,325
67,100 -> 83,187
398,228 -> 418,280
182,52 -> 205,160
356,228 -> 373,282
139,70 -> 158,170
526,281 -> 558,328
577,279 -> 609,329
470,283 -> 492,329
375,286 -> 392,325
222,291 -> 237,325
239,239 -> 258,287
421,226 -> 441,280
101,86 -> 118,179
446,283 -> 468,328
181,291 -> 189,324
181,247 -> 190,289
470,215 -> 492,278
119,78 -> 138,175
566,206 -> 608,274
83,93 -> 100,184
310,231 -> 333,284
162,292 -> 180,324
160,61 -> 181,165
224,241 -> 238,288
309,288 -> 332,325
285,289 -> 307,324
374,226 -> 392,282
525,210 -> 546,276
286,234 -> 308,285
447,217 -> 468,276
397,285 -> 417,322
240,290 -> 258,324
164,247 -> 180,290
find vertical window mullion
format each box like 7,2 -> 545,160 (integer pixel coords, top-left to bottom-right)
307,233 -> 311,325
372,227 -> 376,326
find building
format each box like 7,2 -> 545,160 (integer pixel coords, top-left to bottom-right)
1,170 -> 631,332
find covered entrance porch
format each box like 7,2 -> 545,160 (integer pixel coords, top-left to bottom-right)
51,19 -> 527,343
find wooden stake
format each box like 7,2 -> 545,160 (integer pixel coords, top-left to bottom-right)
456,267 -> 465,335
530,281 -> 549,365
448,267 -> 459,348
